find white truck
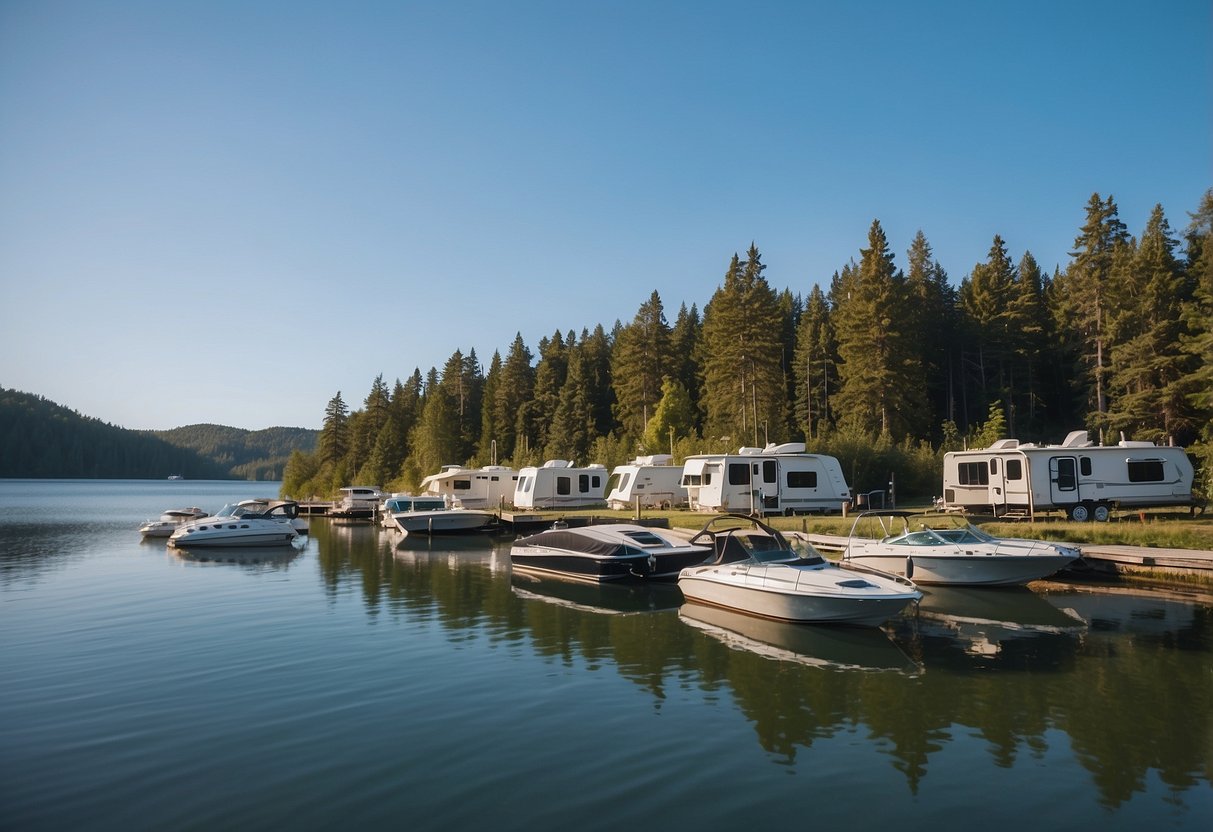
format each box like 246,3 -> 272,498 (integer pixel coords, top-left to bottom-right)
941,430 -> 1195,521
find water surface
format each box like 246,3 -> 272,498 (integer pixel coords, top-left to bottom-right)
1,479 -> 1210,830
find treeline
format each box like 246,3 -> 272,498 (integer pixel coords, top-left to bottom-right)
283,190 -> 1213,502
0,388 -> 229,479
151,424 -> 318,480
0,389 -> 318,480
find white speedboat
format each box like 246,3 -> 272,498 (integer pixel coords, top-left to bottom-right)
841,511 -> 1081,586
138,507 -> 207,538
168,500 -> 303,549
676,514 -> 922,627
384,494 -> 497,535
510,524 -> 713,582
234,498 -> 309,535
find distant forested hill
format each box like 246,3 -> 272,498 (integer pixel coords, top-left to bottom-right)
152,424 -> 318,480
0,388 -> 317,480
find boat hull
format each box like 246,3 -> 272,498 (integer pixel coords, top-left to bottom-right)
391,511 -> 495,535
169,525 -> 299,548
844,552 -> 1075,586
678,571 -> 916,626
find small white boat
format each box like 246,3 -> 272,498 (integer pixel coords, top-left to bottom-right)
138,507 -> 207,538
168,500 -> 303,549
841,511 -> 1081,586
676,514 -> 922,627
384,494 -> 497,536
510,524 -> 714,582
234,498 -> 309,535
329,486 -> 386,520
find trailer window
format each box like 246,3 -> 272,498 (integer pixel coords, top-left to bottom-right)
556,476 -> 571,495
990,459 -> 998,475
683,474 -> 701,486
786,471 -> 818,489
728,463 -> 751,485
578,474 -> 589,493
454,479 -> 471,490
1006,459 -> 1022,480
763,460 -> 777,483
1127,460 -> 1165,482
957,461 -> 989,485
1080,457 -> 1092,476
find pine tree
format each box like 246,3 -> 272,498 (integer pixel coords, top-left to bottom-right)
493,333 -> 534,462
1106,204 -> 1192,440
831,222 -> 924,437
793,284 -> 835,439
1054,193 -> 1130,437
700,245 -> 786,446
319,392 -> 349,465
905,231 -> 958,437
669,303 -> 703,433
642,378 -> 696,455
611,291 -> 671,439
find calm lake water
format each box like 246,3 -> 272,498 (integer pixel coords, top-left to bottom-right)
1,479 -> 1211,831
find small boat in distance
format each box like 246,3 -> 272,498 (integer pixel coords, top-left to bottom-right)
676,514 -> 922,627
167,475 -> 184,481
841,511 -> 1081,586
510,524 -> 713,582
384,494 -> 497,536
139,507 -> 207,538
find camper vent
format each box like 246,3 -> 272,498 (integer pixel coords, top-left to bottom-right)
988,439 -> 1019,450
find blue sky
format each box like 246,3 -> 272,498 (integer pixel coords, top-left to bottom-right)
1,0 -> 1209,431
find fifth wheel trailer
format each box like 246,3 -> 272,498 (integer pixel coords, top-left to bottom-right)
941,430 -> 1195,521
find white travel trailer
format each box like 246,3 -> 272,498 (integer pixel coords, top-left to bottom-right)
605,455 -> 689,510
513,460 -> 608,510
941,430 -> 1195,521
680,443 -> 851,516
419,464 -> 518,509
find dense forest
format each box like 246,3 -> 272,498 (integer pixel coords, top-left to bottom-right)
284,190 -> 1213,504
0,389 -> 317,480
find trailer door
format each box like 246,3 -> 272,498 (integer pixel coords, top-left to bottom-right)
1049,456 -> 1079,506
760,459 -> 779,513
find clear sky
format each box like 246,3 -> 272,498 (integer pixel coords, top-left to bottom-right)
1,0 -> 1209,431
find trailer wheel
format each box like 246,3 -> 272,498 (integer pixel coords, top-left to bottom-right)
1068,503 -> 1091,522
1092,503 -> 1111,522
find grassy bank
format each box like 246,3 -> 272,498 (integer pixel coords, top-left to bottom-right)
554,505 -> 1213,551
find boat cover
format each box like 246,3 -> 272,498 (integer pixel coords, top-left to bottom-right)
516,530 -> 632,558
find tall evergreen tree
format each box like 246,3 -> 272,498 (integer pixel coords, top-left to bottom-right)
545,340 -> 596,462
611,291 -> 671,439
831,222 -> 925,437
580,324 -> 616,438
905,231 -> 957,436
319,392 -> 349,466
477,351 -> 503,464
492,333 -> 534,462
1179,190 -> 1213,446
1106,204 -> 1192,440
793,284 -> 835,440
669,303 -> 703,433
1053,193 -> 1130,437
959,235 -> 1019,427
700,245 -> 786,446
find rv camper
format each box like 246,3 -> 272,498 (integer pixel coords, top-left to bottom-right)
941,430 -> 1195,521
419,464 -> 518,509
605,455 -> 689,510
679,443 -> 851,516
513,460 -> 608,510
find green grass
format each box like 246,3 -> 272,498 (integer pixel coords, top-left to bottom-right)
551,505 -> 1213,551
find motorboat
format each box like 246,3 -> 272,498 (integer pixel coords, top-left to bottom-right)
841,511 -> 1081,586
510,523 -> 713,582
676,514 -> 922,627
328,485 -> 386,520
138,507 -> 207,538
384,494 -> 497,535
235,498 -> 309,535
168,500 -> 303,549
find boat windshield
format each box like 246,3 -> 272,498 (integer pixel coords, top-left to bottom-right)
925,525 -> 994,545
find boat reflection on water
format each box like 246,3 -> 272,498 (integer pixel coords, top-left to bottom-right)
897,586 -> 1087,659
679,601 -> 921,674
1041,585 -> 1207,641
168,541 -> 305,570
510,570 -> 684,615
